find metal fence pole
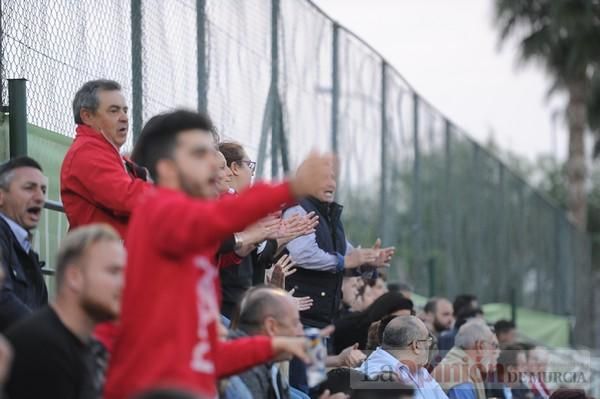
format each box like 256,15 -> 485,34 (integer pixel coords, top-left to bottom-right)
443,119 -> 454,296
131,0 -> 143,143
8,79 -> 28,157
380,61 -> 389,244
270,0 -> 280,179
197,0 -> 208,113
412,93 -> 422,275
331,22 -> 339,155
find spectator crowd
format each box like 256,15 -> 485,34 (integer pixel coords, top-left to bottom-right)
0,80 -> 592,399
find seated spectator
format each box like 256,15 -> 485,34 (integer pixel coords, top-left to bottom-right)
485,343 -> 529,399
358,315 -> 448,399
0,157 -> 48,331
432,319 -> 500,399
424,298 -> 454,338
525,346 -> 552,399
494,320 -> 517,346
229,286 -> 304,399
437,306 -> 484,353
333,293 -> 414,353
61,79 -> 151,238
5,224 -> 125,399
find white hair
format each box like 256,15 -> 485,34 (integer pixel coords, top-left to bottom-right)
455,319 -> 493,349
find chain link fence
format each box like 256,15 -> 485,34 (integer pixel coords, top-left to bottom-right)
0,0 -> 594,347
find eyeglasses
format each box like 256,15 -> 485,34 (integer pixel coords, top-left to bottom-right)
239,160 -> 256,173
413,333 -> 434,347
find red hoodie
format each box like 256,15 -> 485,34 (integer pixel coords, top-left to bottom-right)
104,182 -> 295,399
60,124 -> 150,239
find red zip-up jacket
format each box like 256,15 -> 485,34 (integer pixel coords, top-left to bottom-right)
61,124 -> 151,351
104,183 -> 296,399
60,124 -> 151,239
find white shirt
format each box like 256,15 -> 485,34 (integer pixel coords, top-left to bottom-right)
358,347 -> 449,399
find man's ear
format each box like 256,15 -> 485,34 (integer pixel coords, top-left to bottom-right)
79,108 -> 95,126
156,159 -> 176,184
263,317 -> 277,337
65,264 -> 83,293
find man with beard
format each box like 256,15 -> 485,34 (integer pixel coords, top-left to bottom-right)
5,224 -> 125,399
104,110 -> 334,399
424,297 -> 454,337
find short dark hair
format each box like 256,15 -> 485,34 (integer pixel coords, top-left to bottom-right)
496,343 -> 525,376
131,110 -> 218,181
0,156 -> 43,189
494,319 -> 516,335
72,79 -> 122,124
549,389 -> 588,399
453,294 -> 478,315
424,297 -> 449,314
454,306 -> 484,330
318,368 -> 367,397
218,141 -> 246,167
387,281 -> 413,295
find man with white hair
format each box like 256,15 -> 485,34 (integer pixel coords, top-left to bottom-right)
358,315 -> 448,399
432,319 -> 499,399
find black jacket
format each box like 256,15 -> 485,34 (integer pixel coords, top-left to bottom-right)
0,216 -> 48,332
284,197 -> 347,328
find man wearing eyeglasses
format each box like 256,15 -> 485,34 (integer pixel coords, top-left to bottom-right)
358,315 -> 448,399
433,319 -> 500,399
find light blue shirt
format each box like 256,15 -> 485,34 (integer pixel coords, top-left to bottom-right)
448,383 -> 476,399
358,347 -> 449,399
0,212 -> 31,253
283,205 -> 353,272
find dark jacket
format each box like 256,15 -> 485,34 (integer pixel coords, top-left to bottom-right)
0,216 -> 48,331
228,329 -> 289,399
285,197 -> 347,328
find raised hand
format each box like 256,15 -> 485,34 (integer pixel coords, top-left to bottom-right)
344,248 -> 379,269
268,254 -> 297,289
288,288 -> 314,311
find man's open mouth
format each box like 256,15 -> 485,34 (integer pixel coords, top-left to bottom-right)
27,206 -> 42,218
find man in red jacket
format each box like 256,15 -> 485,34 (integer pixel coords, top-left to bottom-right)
61,79 -> 151,240
104,110 -> 334,399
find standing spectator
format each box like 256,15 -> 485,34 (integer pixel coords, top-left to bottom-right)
61,79 -> 151,353
358,315 -> 448,399
5,224 -> 125,399
432,319 -> 500,399
424,298 -> 454,338
104,110 -> 334,399
283,171 -> 395,328
494,320 -> 517,346
453,295 -> 479,317
0,157 -> 48,331
61,79 -> 150,238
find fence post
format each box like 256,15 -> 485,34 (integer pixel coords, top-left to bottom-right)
443,119 -> 454,295
412,93 -> 422,276
131,0 -> 143,143
270,0 -> 280,179
331,22 -> 339,155
8,78 -> 28,157
197,0 -> 208,113
380,61 -> 389,244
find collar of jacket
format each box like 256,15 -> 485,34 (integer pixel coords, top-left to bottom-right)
75,124 -> 122,155
305,196 -> 343,220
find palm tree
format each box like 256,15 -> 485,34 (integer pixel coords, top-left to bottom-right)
494,0 -> 600,230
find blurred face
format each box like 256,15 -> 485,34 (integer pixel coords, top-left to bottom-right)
341,276 -> 361,307
433,299 -> 454,332
215,152 -> 233,194
479,333 -> 500,373
0,167 -> 47,231
230,152 -> 254,191
161,130 -> 219,198
498,329 -> 517,345
82,90 -> 129,148
353,285 -> 375,312
528,348 -> 549,373
79,240 -> 126,322
314,174 -> 336,203
412,319 -> 433,367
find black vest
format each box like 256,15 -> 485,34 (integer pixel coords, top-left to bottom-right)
285,197 -> 347,328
